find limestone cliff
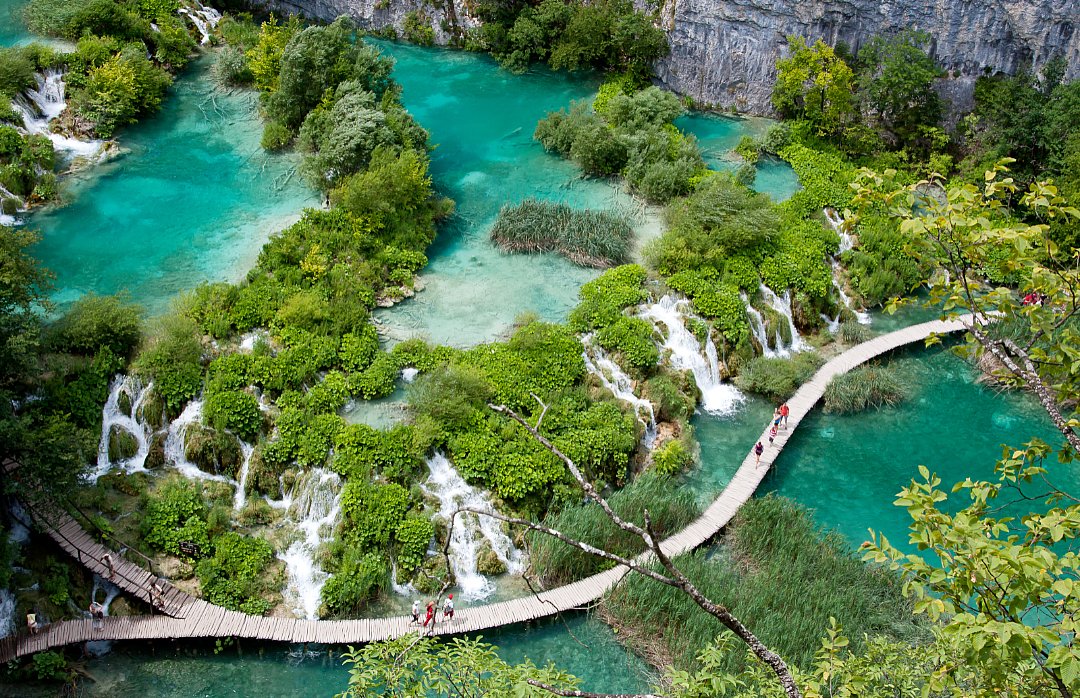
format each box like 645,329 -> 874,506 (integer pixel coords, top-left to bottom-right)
259,0 -> 1079,114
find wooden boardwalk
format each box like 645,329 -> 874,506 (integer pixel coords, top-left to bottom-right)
0,316 -> 970,662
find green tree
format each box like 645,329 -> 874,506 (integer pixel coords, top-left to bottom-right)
856,30 -> 943,148
772,36 -> 857,140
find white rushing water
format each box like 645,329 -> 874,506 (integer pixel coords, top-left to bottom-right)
421,453 -> 524,601
639,295 -> 745,416
11,69 -> 103,160
84,576 -> 121,657
232,441 -> 255,511
0,503 -> 31,637
178,0 -> 222,45
824,207 -> 855,253
162,399 -> 229,484
278,469 -> 343,619
827,260 -> 872,329
93,375 -> 154,481
741,292 -> 786,358
0,589 -> 14,637
757,284 -> 809,355
581,334 -> 657,447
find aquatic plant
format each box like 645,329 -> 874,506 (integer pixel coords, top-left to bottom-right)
733,352 -> 823,402
602,495 -> 926,674
823,364 -> 907,414
489,198 -> 634,268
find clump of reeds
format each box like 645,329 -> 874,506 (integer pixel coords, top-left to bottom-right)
528,472 -> 701,586
733,352 -> 823,402
489,198 -> 634,268
602,495 -> 929,675
823,364 -> 907,413
837,320 -> 872,344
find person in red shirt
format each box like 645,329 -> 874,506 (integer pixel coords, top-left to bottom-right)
422,600 -> 436,630
779,403 -> 790,428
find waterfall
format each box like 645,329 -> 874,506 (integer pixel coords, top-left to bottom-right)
824,207 -> 854,253
639,295 -> 745,416
757,284 -> 809,354
389,559 -> 418,598
162,400 -> 231,484
421,453 -> 524,601
278,469 -> 343,619
178,0 -> 222,45
93,375 -> 154,481
581,334 -> 657,447
11,70 -> 103,160
232,442 -> 255,511
827,260 -> 871,329
742,292 -> 787,358
401,367 -> 420,383
0,589 -> 13,637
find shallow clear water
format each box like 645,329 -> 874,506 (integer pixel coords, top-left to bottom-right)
63,615 -> 652,696
0,0 -> 29,46
24,56 -> 319,314
674,112 -> 800,202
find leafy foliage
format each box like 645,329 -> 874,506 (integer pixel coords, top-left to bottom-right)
196,532 -> 274,615
142,478 -> 209,557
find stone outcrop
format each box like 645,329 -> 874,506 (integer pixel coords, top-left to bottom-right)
260,0 -> 1079,114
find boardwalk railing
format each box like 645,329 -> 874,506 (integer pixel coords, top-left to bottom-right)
0,316 -> 971,662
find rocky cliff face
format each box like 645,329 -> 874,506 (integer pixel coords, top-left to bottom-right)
261,0 -> 1079,114
653,0 -> 1079,113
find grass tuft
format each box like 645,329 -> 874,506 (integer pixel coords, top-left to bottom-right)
490,198 -> 634,268
823,364 -> 907,413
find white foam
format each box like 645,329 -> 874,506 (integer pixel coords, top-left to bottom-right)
278,469 -> 343,619
581,334 -> 657,447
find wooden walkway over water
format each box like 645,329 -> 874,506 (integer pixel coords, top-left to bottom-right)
0,316 -> 970,662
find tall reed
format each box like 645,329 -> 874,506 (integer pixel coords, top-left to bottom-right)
490,198 -> 634,268
823,364 -> 907,413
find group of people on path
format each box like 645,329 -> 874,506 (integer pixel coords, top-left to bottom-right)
411,595 -> 455,631
754,402 -> 789,466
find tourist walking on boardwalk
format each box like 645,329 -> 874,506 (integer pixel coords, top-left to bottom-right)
90,601 -> 104,631
411,599 -> 421,624
768,423 -> 778,444
423,600 -> 436,630
772,407 -> 782,429
754,441 -> 764,465
26,613 -> 38,634
101,553 -> 114,580
780,402 -> 789,428
443,594 -> 455,623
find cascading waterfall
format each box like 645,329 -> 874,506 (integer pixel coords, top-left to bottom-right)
178,0 -> 222,45
232,442 -> 255,511
0,503 -> 30,636
389,559 -> 418,598
93,375 -> 154,481
826,260 -> 871,329
422,453 -> 524,601
11,70 -> 103,160
278,469 -> 343,619
162,400 -> 230,484
0,589 -> 14,637
639,295 -> 745,416
581,334 -> 657,447
757,284 -> 809,354
741,292 -> 785,358
824,207 -> 854,253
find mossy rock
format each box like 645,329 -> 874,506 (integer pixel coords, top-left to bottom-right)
117,389 -> 134,418
144,432 -> 167,470
247,446 -> 285,498
184,425 -> 242,479
1,197 -> 19,215
476,543 -> 508,576
100,471 -> 148,497
136,388 -> 169,430
413,555 -> 450,594
238,498 -> 275,526
108,425 -> 139,462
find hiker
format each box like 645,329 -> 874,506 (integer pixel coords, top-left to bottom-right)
101,553 -> 114,580
772,407 -> 782,429
422,600 -> 436,630
779,403 -> 790,428
90,601 -> 104,631
768,423 -> 778,444
754,441 -> 764,465
151,578 -> 167,611
411,599 -> 421,624
443,594 -> 455,623
26,613 -> 38,635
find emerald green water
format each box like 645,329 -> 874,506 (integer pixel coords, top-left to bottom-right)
0,0 -> 29,46
25,56 -> 319,314
53,615 -> 652,696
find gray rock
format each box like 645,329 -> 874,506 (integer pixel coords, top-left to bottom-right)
257,0 -> 1078,114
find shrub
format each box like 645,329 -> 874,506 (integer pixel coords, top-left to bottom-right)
651,437 -> 693,475
595,316 -> 658,370
142,479 -> 209,557
395,517 -> 434,574
402,11 -> 435,46
47,293 -> 142,357
568,263 -> 648,331
489,198 -> 634,268
74,47 -> 172,137
260,120 -> 291,151
734,352 -> 823,401
321,548 -> 386,617
203,389 -> 261,441
341,480 -> 410,549
196,532 -> 274,615
133,314 -> 204,415
823,364 -> 907,413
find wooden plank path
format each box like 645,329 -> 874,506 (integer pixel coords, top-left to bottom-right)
0,316 -> 970,661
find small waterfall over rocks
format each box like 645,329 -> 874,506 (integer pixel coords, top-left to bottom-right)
278,469 -> 343,619
0,503 -> 31,637
0,589 -> 14,637
84,575 -> 121,657
162,400 -> 229,484
581,334 -> 657,448
93,375 -> 154,481
821,209 -> 871,329
12,69 -> 103,160
639,295 -> 745,416
824,207 -> 854,253
742,292 -> 785,358
757,284 -> 809,355
178,0 -> 222,45
232,442 -> 255,511
422,453 -> 524,601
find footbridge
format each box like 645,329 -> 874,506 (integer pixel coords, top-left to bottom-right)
0,316 -> 971,662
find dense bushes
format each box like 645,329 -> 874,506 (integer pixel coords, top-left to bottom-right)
142,478 -> 210,556
473,0 -> 666,79
196,532 -> 275,614
535,86 -> 704,203
490,198 -> 634,268
46,293 -> 141,358
734,352 -> 823,401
